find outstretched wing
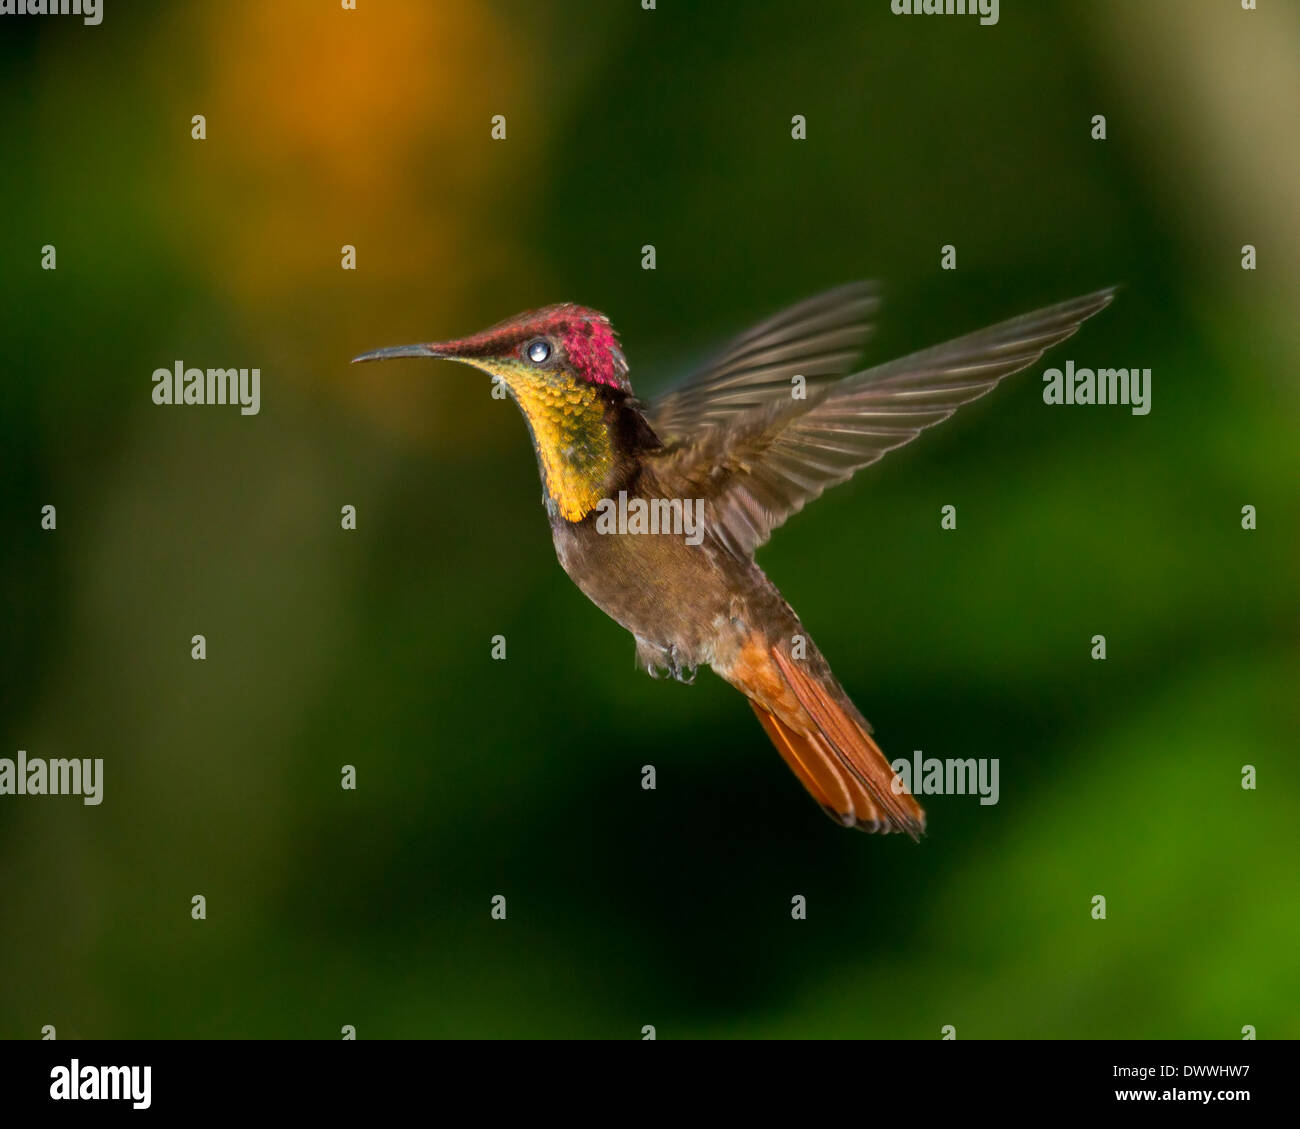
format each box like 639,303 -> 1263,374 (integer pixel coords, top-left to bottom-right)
650,287 -> 1118,558
647,282 -> 880,444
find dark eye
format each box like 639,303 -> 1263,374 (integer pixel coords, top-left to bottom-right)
526,339 -> 551,364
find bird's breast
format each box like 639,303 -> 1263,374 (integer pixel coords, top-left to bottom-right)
549,507 -> 760,668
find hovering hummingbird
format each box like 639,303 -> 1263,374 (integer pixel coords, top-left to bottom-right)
354,283 -> 1115,837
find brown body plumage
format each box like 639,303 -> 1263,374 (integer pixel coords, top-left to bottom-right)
355,283 -> 1116,835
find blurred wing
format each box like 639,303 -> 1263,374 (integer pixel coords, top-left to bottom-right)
653,287 -> 1117,557
647,282 -> 880,443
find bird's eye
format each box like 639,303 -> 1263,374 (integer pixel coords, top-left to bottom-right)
526,339 -> 551,364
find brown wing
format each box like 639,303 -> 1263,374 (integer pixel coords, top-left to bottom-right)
650,287 -> 1117,557
647,282 -> 880,444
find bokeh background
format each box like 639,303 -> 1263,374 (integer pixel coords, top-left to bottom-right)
2,0 -> 1297,1039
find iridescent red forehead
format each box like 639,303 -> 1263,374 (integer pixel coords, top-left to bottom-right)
452,304 -> 630,392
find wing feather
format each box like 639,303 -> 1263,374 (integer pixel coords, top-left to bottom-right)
648,282 -> 880,442
650,286 -> 1117,557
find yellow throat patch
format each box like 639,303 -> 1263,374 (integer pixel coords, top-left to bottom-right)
493,365 -> 614,522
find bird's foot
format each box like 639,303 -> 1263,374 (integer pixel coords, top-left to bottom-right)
668,645 -> 698,685
636,639 -> 697,684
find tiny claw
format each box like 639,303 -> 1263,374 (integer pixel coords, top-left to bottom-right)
663,645 -> 697,684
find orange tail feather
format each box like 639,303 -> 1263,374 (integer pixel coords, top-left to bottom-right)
733,637 -> 925,837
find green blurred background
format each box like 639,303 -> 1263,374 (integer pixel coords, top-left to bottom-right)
2,1 -> 1297,1039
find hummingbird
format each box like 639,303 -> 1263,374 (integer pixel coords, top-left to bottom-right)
354,283 -> 1115,837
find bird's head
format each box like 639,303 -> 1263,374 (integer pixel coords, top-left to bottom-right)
352,303 -> 631,394
353,305 -> 641,522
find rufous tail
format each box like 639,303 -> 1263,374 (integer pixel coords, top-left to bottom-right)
733,637 -> 924,837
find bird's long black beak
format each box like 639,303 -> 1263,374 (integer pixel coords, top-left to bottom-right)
351,343 -> 454,364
